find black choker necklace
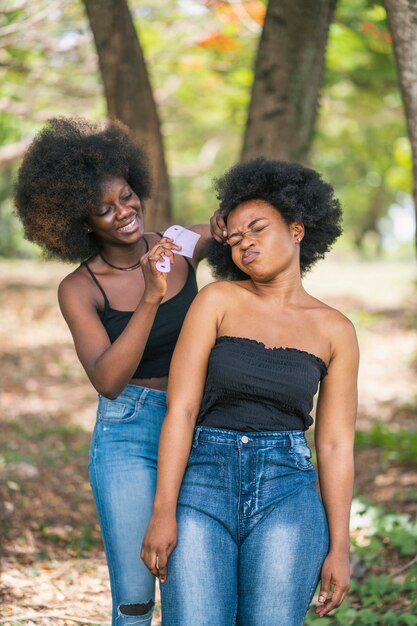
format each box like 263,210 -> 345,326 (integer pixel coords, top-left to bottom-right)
99,251 -> 141,272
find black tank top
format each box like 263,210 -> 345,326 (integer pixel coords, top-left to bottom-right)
82,235 -> 198,379
197,335 -> 328,431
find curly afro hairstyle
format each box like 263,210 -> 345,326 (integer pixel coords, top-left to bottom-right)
205,157 -> 342,278
15,116 -> 151,262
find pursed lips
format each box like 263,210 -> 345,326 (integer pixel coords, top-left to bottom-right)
241,250 -> 259,264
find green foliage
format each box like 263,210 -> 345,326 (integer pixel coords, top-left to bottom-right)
134,0 -> 262,223
312,1 -> 411,252
355,424 -> 417,465
0,0 -> 413,256
304,498 -> 417,624
351,498 -> 417,559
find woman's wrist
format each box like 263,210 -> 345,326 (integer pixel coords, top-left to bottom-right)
329,539 -> 351,554
142,292 -> 164,306
152,500 -> 177,516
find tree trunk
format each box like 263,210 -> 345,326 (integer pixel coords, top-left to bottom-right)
242,0 -> 337,164
354,184 -> 386,253
384,0 -> 417,253
83,0 -> 171,230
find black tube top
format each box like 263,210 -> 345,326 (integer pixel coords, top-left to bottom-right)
197,336 -> 328,431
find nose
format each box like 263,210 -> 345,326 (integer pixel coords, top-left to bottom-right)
240,232 -> 256,249
115,202 -> 133,220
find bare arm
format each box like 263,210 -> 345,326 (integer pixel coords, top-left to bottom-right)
58,238 -> 179,399
141,283 -> 223,580
314,315 -> 359,616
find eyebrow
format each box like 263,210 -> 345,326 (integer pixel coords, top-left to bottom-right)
227,217 -> 269,238
99,185 -> 131,205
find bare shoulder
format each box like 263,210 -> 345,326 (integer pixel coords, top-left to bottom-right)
58,265 -> 87,296
312,298 -> 358,360
58,265 -> 97,313
307,295 -> 354,330
187,281 -> 245,328
196,280 -> 247,305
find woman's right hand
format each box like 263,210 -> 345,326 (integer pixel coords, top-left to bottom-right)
140,237 -> 181,303
141,511 -> 178,583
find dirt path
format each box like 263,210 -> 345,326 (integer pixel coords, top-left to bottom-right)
1,258 -> 416,626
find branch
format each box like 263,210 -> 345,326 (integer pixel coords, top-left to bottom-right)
392,554 -> 417,576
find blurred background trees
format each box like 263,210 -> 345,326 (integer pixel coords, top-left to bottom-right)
83,0 -> 172,229
0,0 -> 414,258
242,0 -> 337,163
384,0 -> 417,250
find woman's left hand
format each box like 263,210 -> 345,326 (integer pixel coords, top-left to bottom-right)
209,209 -> 227,243
315,549 -> 350,617
141,511 -> 178,583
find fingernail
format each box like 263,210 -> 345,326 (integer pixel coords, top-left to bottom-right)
319,595 -> 325,602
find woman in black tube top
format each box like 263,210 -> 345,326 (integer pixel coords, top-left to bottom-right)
14,117 -> 226,626
142,158 -> 359,626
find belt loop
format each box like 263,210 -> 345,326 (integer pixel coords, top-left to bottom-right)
139,387 -> 150,407
288,432 -> 295,449
192,426 -> 202,448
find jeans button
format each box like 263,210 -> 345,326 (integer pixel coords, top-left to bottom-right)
241,436 -> 249,444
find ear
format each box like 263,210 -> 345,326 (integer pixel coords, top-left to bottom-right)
291,222 -> 304,244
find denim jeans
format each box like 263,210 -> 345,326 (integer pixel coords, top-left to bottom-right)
89,385 -> 167,625
161,426 -> 329,626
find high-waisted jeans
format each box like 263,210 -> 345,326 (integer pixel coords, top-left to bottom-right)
161,426 -> 329,626
89,385 -> 167,625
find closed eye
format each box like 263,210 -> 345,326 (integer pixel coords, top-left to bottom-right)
227,236 -> 242,248
97,206 -> 111,217
227,224 -> 268,247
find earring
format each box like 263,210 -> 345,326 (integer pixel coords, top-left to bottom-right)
84,224 -> 93,233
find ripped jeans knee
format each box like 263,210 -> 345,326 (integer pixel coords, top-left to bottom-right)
118,599 -> 154,623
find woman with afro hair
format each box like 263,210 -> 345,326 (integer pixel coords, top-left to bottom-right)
142,158 -> 359,625
15,116 -> 227,626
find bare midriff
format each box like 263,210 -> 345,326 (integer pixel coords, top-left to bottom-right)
130,376 -> 168,392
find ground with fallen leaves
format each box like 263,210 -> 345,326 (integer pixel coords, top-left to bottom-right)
0,257 -> 416,626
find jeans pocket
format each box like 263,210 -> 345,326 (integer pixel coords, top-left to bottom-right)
290,442 -> 314,471
97,396 -> 139,424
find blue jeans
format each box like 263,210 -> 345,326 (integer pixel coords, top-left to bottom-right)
161,427 -> 329,626
89,385 -> 167,625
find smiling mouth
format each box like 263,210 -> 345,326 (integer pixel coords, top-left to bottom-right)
118,216 -> 138,233
242,251 -> 259,265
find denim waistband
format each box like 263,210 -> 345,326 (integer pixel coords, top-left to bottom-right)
99,384 -> 167,405
192,426 -> 307,448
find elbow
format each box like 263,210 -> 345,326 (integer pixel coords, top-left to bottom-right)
99,390 -> 120,401
96,388 -> 120,400
93,380 -> 124,400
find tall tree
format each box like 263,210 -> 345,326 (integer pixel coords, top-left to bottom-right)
242,0 -> 337,163
384,0 -> 417,250
82,0 -> 171,230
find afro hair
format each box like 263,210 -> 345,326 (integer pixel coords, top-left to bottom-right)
205,157 -> 342,278
15,116 -> 151,262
